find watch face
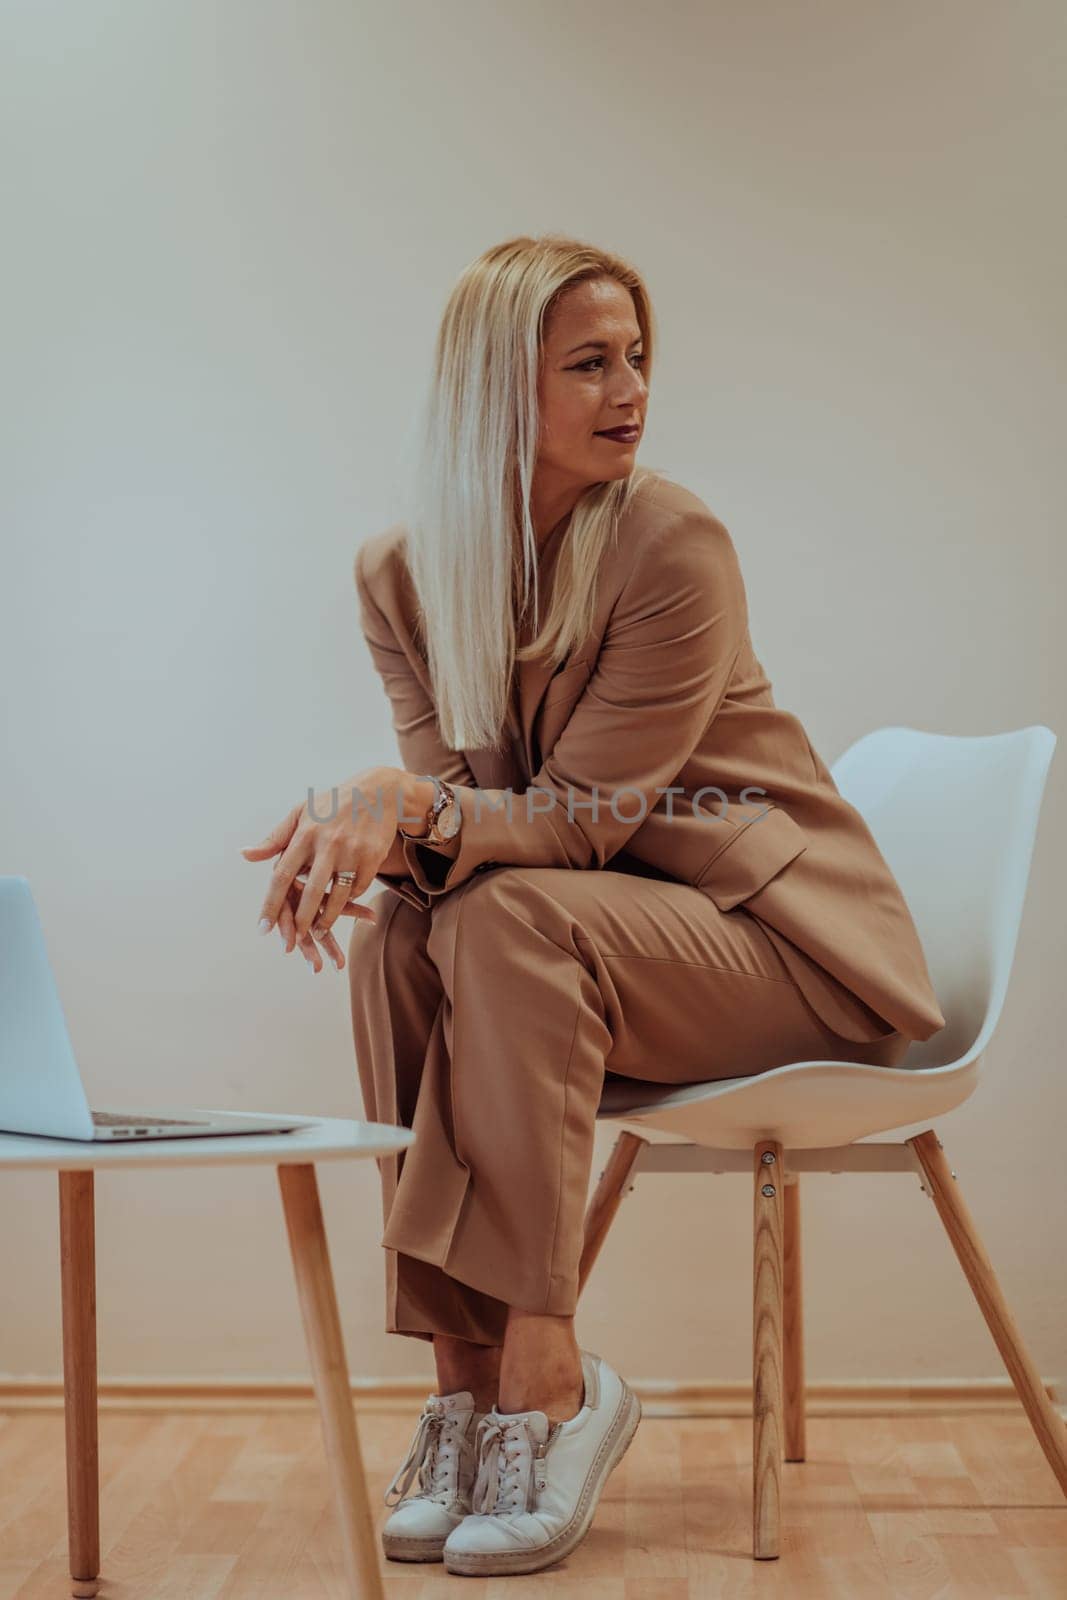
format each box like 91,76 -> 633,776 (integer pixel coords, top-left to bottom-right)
436,799 -> 460,839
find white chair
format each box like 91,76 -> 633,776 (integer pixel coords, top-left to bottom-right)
580,725 -> 1066,1560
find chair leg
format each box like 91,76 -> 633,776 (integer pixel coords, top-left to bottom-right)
58,1170 -> 100,1600
577,1129 -> 648,1297
908,1129 -> 1067,1497
277,1164 -> 384,1600
783,1175 -> 806,1463
753,1138 -> 784,1559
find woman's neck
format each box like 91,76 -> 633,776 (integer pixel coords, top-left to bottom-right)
531,482 -> 583,550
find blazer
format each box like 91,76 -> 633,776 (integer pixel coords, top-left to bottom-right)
354,474 -> 946,1045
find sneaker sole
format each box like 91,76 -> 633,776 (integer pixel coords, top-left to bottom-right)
442,1380 -> 642,1577
381,1529 -> 450,1562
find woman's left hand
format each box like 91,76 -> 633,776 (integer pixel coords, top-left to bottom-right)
241,767 -> 402,972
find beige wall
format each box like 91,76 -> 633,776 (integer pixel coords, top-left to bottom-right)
1,0 -> 1063,1391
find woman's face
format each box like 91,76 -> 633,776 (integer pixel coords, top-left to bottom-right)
536,276 -> 648,494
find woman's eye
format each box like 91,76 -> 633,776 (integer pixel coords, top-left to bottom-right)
575,353 -> 646,371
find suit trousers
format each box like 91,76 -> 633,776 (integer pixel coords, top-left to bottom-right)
346,864 -> 909,1348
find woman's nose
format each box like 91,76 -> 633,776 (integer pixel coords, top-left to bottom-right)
611,369 -> 647,407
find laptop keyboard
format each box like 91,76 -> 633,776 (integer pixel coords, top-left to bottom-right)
91,1110 -> 211,1128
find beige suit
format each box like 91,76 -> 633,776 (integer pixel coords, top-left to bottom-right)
347,475 -> 946,1345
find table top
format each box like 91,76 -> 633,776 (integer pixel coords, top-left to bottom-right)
0,1114 -> 415,1171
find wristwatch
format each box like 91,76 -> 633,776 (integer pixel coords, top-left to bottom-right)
399,775 -> 460,845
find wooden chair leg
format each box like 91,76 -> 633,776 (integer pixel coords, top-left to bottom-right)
908,1129 -> 1067,1497
753,1139 -> 784,1559
58,1170 -> 100,1600
577,1129 -> 648,1297
278,1164 -> 385,1600
783,1175 -> 806,1463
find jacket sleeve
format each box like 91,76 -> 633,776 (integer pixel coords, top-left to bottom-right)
354,542 -> 480,909
391,505 -> 749,907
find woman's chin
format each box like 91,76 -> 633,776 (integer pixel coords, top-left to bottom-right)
587,451 -> 637,481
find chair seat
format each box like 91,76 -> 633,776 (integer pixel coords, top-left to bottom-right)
597,1056 -> 981,1149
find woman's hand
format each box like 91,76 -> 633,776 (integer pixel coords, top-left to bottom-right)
241,766 -> 404,972
271,876 -> 365,973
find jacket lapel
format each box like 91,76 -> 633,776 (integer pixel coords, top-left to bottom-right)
508,516 -> 582,779
462,655 -> 558,790
512,655 -> 566,779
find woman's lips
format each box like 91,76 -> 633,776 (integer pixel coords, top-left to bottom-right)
596,426 -> 640,443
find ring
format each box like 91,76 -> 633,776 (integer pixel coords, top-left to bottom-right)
333,871 -> 357,887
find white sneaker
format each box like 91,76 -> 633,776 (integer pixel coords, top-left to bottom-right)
380,1389 -> 488,1562
442,1349 -> 641,1577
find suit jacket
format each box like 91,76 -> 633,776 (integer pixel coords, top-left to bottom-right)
354,475 -> 946,1045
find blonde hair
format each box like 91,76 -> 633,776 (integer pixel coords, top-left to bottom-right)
400,232 -> 663,753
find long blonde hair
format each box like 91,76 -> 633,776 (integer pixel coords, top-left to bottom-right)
400,232 -> 662,753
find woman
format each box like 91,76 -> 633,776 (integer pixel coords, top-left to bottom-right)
242,234 -> 945,1578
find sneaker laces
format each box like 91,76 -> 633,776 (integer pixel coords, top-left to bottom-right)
383,1397 -> 471,1508
471,1414 -> 557,1515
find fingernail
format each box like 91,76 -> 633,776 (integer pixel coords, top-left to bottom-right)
258,918 -> 272,935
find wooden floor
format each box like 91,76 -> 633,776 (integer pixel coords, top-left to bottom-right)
1,1406 -> 1065,1597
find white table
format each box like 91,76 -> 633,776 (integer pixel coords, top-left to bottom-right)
0,1114 -> 415,1600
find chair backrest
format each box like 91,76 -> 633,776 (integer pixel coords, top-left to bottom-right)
832,726 -> 1056,1067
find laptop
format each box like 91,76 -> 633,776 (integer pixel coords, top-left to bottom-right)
0,876 -> 310,1142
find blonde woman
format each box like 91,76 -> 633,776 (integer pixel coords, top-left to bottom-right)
242,234 -> 945,1578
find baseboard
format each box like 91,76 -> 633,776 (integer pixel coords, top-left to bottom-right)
1,1374 -> 1062,1417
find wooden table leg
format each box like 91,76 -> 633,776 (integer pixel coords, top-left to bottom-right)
753,1139 -> 784,1559
58,1170 -> 100,1599
278,1163 -> 385,1600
